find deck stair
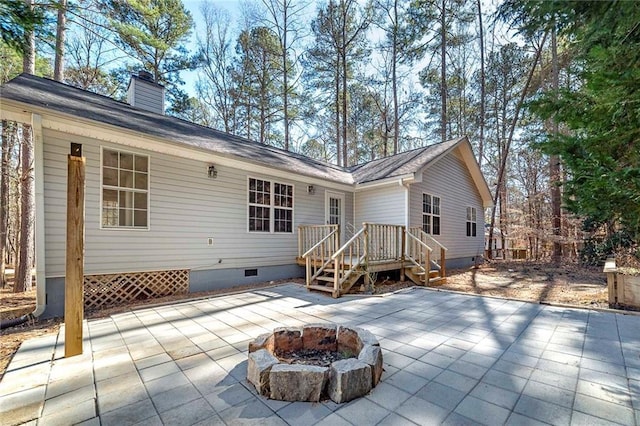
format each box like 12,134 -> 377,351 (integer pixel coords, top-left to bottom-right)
405,227 -> 447,286
299,223 -> 446,298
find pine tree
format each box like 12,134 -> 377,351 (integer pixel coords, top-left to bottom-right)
100,0 -> 196,114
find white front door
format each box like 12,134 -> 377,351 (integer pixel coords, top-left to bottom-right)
325,192 -> 345,236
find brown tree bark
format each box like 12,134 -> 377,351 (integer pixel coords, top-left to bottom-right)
54,0 -> 68,81
487,34 -> 547,259
14,124 -> 35,293
1,121 -> 11,288
476,0 -> 485,167
392,0 -> 399,155
440,0 -> 447,143
23,0 -> 35,74
550,25 -> 563,262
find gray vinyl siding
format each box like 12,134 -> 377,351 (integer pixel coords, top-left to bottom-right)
43,129 -> 328,277
409,148 -> 485,260
128,79 -> 164,114
354,184 -> 405,227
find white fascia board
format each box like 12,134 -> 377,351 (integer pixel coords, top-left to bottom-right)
456,140 -> 493,208
1,99 -> 354,192
354,174 -> 416,191
0,104 -> 32,123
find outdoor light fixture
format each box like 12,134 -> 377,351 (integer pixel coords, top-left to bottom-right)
307,185 -> 315,195
208,165 -> 217,178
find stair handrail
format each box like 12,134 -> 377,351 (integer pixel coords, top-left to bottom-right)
406,230 -> 432,284
298,224 -> 339,258
331,226 -> 366,297
303,227 -> 340,288
331,226 -> 365,260
408,227 -> 447,278
406,231 -> 432,267
302,227 -> 339,258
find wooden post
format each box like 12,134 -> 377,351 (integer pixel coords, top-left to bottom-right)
333,256 -> 340,298
440,247 -> 446,279
400,226 -> 406,282
425,248 -> 430,286
65,146 -> 85,357
603,257 -> 617,306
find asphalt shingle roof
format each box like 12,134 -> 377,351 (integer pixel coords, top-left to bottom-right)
1,74 -> 463,185
348,137 -> 464,184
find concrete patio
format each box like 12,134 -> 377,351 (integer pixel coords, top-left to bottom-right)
1,284 -> 639,425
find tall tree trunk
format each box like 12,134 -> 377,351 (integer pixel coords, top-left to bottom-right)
1,121 -> 11,288
335,65 -> 341,167
476,0 -> 485,167
23,0 -> 36,74
440,0 -> 447,143
392,0 -> 399,155
282,0 -> 289,151
341,52 -> 348,166
499,181 -> 507,258
14,124 -> 35,293
341,4 -> 348,167
550,25 -> 562,262
487,34 -> 547,260
54,0 -> 67,81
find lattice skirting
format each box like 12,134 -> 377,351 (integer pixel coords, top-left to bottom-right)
84,269 -> 189,311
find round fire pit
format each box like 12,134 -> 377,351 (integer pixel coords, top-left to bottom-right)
247,323 -> 383,403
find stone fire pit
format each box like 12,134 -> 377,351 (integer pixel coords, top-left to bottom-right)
247,323 -> 383,403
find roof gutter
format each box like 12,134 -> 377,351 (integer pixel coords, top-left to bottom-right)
33,114 -> 46,317
355,173 -> 416,191
399,178 -> 411,228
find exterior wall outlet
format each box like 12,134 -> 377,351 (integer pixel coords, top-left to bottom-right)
207,237 -> 214,246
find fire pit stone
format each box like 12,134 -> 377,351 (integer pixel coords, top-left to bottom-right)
357,344 -> 384,387
269,364 -> 328,402
328,358 -> 372,403
247,323 -> 382,403
247,349 -> 279,396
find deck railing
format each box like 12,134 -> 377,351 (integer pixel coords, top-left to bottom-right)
409,227 -> 447,278
298,224 -> 339,259
301,225 -> 340,287
406,230 -> 432,276
331,226 -> 367,295
300,223 -> 447,296
365,223 -> 405,263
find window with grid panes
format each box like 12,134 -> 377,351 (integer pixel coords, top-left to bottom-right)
101,148 -> 148,228
248,178 -> 293,233
422,193 -> 441,235
466,206 -> 477,237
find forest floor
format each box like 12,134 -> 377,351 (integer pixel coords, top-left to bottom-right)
0,260 -> 611,380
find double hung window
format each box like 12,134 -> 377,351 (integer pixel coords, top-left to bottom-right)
422,194 -> 441,235
466,207 -> 477,237
249,178 -> 293,233
102,148 -> 149,228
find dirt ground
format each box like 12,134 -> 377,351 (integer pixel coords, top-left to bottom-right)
436,261 -> 608,308
0,261 -> 610,380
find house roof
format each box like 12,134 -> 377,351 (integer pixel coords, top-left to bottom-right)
0,74 -> 492,206
348,137 -> 464,184
0,74 -> 352,184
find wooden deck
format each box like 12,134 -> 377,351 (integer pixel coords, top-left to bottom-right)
298,223 -> 447,298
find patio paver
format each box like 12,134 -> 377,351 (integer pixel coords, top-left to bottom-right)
1,284 -> 639,425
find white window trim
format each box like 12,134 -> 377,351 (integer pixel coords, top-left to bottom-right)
422,192 -> 441,236
466,206 -> 477,237
100,146 -> 150,231
247,176 -> 295,234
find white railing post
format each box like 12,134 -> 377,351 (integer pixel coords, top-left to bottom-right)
604,257 -> 617,306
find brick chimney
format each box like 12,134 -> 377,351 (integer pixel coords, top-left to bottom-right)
127,70 -> 165,114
